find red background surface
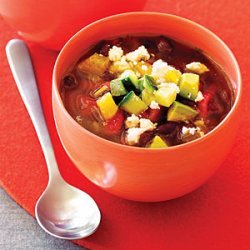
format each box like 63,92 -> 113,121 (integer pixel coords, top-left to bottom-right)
0,1 -> 250,249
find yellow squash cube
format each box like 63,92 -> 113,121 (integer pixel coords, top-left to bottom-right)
97,92 -> 118,120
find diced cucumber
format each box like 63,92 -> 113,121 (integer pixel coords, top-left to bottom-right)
119,91 -> 148,115
179,73 -> 199,100
97,92 -> 118,120
167,101 -> 198,122
120,70 -> 139,90
148,135 -> 168,148
155,86 -> 177,107
164,69 -> 182,84
141,89 -> 155,106
110,79 -> 128,96
138,75 -> 156,93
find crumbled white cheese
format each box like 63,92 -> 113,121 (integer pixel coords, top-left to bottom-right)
108,46 -> 124,62
126,127 -> 146,145
126,118 -> 156,145
186,62 -> 209,74
139,118 -> 156,130
149,100 -> 160,109
188,93 -> 192,99
125,46 -> 150,62
158,82 -> 180,94
125,114 -> 140,128
151,59 -> 175,83
182,126 -> 198,135
182,126 -> 205,138
195,91 -> 204,102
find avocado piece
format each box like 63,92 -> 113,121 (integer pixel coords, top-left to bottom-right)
179,73 -> 199,100
119,91 -> 148,115
120,69 -> 139,90
155,86 -> 177,107
138,75 -> 156,93
167,101 -> 198,122
148,135 -> 168,148
110,79 -> 128,96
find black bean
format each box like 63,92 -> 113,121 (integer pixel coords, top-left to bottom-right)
62,74 -> 78,89
156,36 -> 172,54
138,131 -> 155,147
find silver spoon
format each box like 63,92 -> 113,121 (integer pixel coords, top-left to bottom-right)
6,39 -> 101,240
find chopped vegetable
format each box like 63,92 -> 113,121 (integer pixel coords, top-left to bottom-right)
104,110 -> 124,134
179,73 -> 199,100
133,61 -> 152,76
148,135 -> 168,148
96,92 -> 118,120
164,69 -> 182,84
119,91 -> 148,115
78,53 -> 110,75
138,75 -> 156,93
120,69 -> 139,90
109,60 -> 131,76
155,86 -> 178,107
141,89 -> 155,106
93,85 -> 109,98
167,101 -> 198,122
110,79 -> 128,96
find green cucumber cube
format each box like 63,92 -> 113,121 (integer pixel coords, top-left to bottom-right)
110,79 -> 128,96
120,69 -> 139,90
119,91 -> 148,115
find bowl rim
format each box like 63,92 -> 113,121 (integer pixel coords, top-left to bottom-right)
53,11 -> 242,152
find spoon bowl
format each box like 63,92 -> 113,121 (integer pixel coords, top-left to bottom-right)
6,39 -> 101,239
36,177 -> 101,239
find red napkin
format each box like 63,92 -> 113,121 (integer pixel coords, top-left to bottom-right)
1,0 -> 250,249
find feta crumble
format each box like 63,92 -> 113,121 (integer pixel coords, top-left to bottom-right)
186,62 -> 209,74
126,127 -> 146,145
139,118 -> 156,130
151,59 -> 175,83
126,118 -> 156,145
125,114 -> 140,128
149,100 -> 160,109
108,46 -> 124,62
195,91 -> 204,102
182,126 -> 204,137
125,46 -> 150,62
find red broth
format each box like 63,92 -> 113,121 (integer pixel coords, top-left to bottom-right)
60,36 -> 233,148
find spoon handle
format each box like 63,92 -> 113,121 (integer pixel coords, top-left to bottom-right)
6,39 -> 60,180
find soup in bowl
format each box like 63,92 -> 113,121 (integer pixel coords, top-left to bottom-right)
52,12 -> 241,202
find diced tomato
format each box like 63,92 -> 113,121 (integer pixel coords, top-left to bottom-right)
198,92 -> 212,117
141,106 -> 166,123
104,110 -> 125,135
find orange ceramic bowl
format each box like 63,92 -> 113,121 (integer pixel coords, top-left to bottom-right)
52,12 -> 241,202
0,0 -> 147,50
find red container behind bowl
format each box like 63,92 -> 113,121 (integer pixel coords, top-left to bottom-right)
0,0 -> 147,50
52,12 -> 241,202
